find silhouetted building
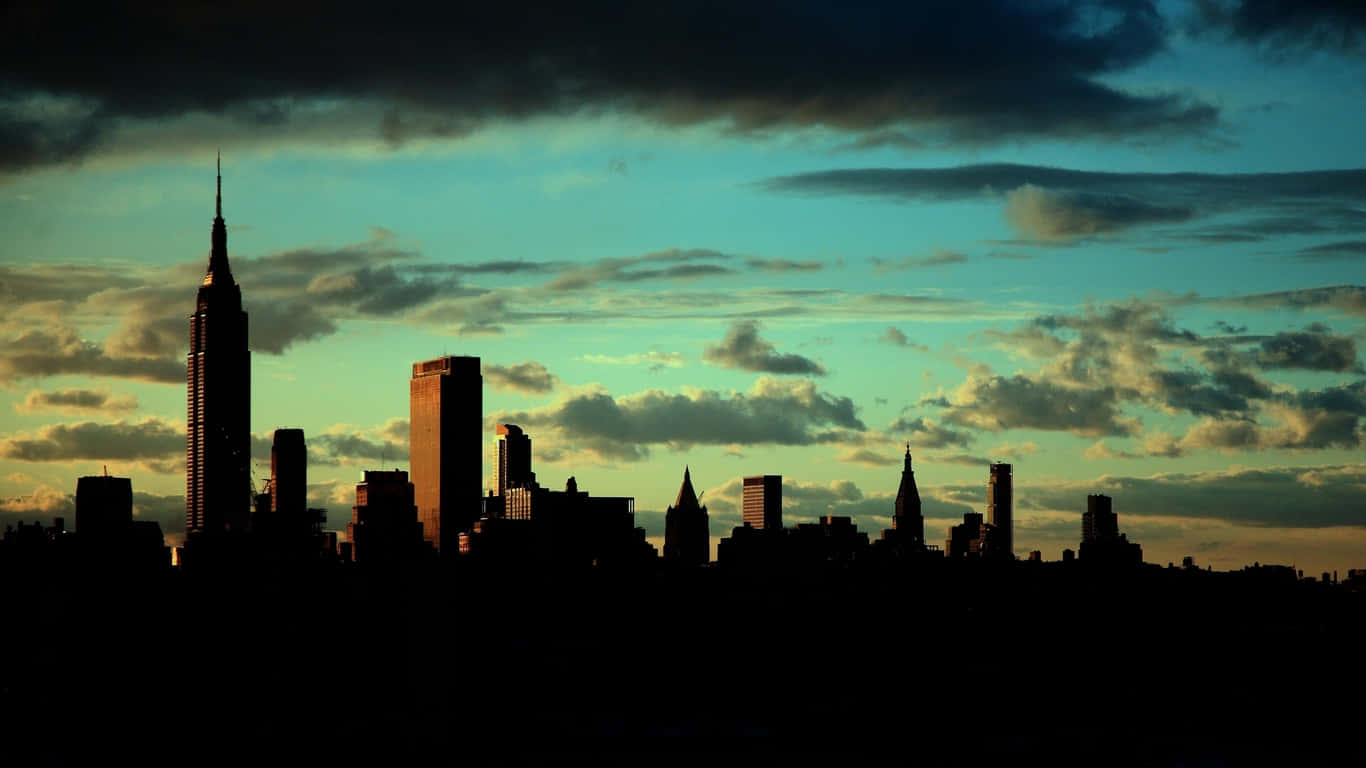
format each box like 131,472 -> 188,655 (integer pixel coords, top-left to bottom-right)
790,516 -> 870,563
466,476 -> 653,567
988,463 -> 1013,559
495,424 -> 534,495
946,512 -> 985,558
271,428 -> 306,515
664,466 -> 709,565
717,523 -> 787,566
347,470 -> 425,565
75,473 -> 133,539
742,475 -> 782,530
186,156 -> 251,539
410,355 -> 482,553
1082,494 -> 1119,544
877,446 -> 932,558
1079,493 -> 1142,565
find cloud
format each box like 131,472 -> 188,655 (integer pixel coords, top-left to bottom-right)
581,351 -> 687,370
0,328 -> 183,385
873,249 -> 970,272
744,257 -> 823,272
1020,464 -> 1366,528
1192,0 -> 1366,55
494,376 -> 866,461
0,3 -> 1218,174
0,485 -> 74,518
1295,241 -> 1366,261
888,415 -> 974,449
0,418 -> 184,471
311,424 -> 409,466
1003,184 -> 1194,239
1255,327 -> 1360,372
940,374 -> 1139,438
703,321 -> 826,376
836,448 -> 900,467
1191,285 -> 1366,317
761,164 -> 1366,240
484,361 -> 559,394
15,388 -> 138,416
543,249 -> 735,292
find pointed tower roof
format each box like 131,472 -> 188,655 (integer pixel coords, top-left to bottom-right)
896,443 -> 920,514
203,151 -> 235,289
673,466 -> 702,509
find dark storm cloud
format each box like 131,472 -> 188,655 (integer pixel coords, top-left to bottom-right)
484,361 -> 559,394
1192,0 -> 1366,54
498,377 -> 865,461
703,321 -> 827,376
0,2 -> 1218,173
0,418 -> 183,465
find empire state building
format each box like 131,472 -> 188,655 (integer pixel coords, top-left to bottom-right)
186,157 -> 251,536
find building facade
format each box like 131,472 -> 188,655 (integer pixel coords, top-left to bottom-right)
495,424 -> 533,495
742,475 -> 782,530
409,355 -> 482,553
75,474 -> 133,539
271,428 -> 307,515
893,446 -> 923,547
186,157 -> 251,537
347,470 -> 424,565
987,463 -> 1013,559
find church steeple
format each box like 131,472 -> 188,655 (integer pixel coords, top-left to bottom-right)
894,442 -> 922,542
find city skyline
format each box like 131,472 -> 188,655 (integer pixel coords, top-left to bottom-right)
3,2 -> 1366,575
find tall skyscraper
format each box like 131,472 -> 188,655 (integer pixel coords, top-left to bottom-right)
186,155 -> 251,537
495,424 -> 533,495
742,475 -> 782,530
410,355 -> 482,552
664,466 -> 709,565
987,463 -> 1013,559
271,428 -> 306,515
893,446 -> 923,548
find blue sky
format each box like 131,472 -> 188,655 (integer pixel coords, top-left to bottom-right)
2,1 -> 1365,573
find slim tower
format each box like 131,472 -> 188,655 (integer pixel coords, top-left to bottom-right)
987,463 -> 1013,558
410,356 -> 482,552
495,424 -> 533,495
742,475 -> 782,530
893,445 -> 923,548
186,155 -> 251,536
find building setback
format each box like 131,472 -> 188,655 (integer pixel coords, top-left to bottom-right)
186,156 -> 251,538
347,470 -> 424,565
409,355 -> 482,553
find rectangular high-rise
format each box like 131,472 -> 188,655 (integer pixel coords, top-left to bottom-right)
742,475 -> 782,530
495,424 -> 533,495
988,463 -> 1013,558
271,428 -> 306,515
76,474 -> 133,539
410,356 -> 482,553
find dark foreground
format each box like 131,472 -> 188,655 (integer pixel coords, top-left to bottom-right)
5,560 -> 1364,766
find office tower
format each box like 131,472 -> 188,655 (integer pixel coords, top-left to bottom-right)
271,428 -> 307,515
75,473 -> 133,539
410,355 -> 482,552
347,470 -> 423,565
495,424 -> 533,495
664,466 -> 710,565
742,475 -> 782,530
186,155 -> 251,537
1082,493 -> 1118,544
987,463 -> 1013,558
893,446 -> 923,548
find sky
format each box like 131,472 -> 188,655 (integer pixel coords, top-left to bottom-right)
2,0 -> 1365,574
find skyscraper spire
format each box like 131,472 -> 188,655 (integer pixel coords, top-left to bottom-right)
216,150 -> 222,219
204,153 -> 233,291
